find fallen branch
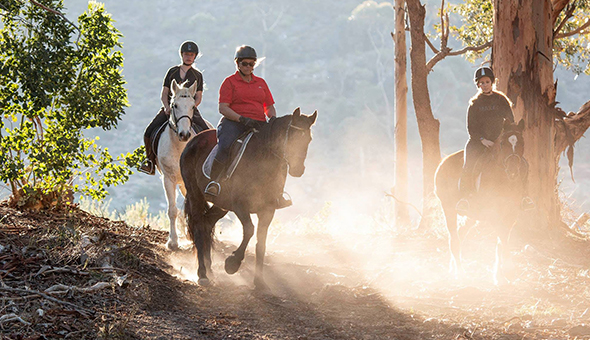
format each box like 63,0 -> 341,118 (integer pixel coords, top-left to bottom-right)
0,286 -> 94,316
44,282 -> 111,294
0,313 -> 31,326
36,265 -> 89,277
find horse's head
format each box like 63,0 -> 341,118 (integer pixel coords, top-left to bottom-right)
169,79 -> 197,141
284,107 -> 317,177
498,119 -> 525,181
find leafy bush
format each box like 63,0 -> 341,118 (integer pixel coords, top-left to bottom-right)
0,0 -> 143,209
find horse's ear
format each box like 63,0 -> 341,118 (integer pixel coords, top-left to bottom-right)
171,79 -> 179,94
517,119 -> 525,131
188,81 -> 198,97
293,107 -> 301,117
309,110 -> 318,125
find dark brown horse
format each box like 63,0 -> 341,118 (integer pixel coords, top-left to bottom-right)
435,119 -> 527,285
180,108 -> 317,288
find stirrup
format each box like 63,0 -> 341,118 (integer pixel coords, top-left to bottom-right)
276,192 -> 293,209
139,160 -> 155,175
521,197 -> 535,211
204,181 -> 221,197
456,198 -> 469,213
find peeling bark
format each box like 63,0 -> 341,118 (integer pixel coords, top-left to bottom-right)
406,0 -> 441,222
493,0 -> 590,228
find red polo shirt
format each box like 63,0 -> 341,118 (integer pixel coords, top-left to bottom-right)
219,71 -> 275,122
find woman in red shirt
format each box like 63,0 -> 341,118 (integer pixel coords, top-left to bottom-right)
204,45 -> 279,199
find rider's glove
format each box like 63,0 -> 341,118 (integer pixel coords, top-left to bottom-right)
238,116 -> 262,129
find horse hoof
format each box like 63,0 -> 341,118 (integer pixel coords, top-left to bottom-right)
197,278 -> 210,286
166,239 -> 179,251
224,256 -> 241,275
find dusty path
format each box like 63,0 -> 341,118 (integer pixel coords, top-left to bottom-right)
2,203 -> 590,339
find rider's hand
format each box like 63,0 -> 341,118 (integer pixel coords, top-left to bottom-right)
239,116 -> 262,129
481,139 -> 494,148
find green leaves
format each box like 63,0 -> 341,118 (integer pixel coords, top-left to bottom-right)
0,0 -> 131,208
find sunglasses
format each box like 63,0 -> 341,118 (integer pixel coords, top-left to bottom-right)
240,61 -> 256,67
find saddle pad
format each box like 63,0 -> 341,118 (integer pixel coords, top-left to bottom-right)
202,131 -> 254,180
152,121 -> 202,157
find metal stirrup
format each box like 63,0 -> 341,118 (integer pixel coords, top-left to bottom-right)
205,181 -> 221,196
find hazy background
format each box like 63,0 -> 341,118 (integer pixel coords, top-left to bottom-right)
60,0 -> 590,223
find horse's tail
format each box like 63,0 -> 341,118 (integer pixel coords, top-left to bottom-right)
184,191 -> 215,251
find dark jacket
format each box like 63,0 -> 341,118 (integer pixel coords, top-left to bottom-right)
467,92 -> 514,141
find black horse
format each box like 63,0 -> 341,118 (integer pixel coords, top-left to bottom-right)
435,119 -> 527,285
180,108 -> 317,288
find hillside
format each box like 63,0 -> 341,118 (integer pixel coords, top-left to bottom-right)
3,203 -> 590,339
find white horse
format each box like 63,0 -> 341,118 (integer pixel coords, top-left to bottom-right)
157,79 -> 212,250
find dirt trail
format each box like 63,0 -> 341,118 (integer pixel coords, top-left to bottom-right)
2,203 -> 590,339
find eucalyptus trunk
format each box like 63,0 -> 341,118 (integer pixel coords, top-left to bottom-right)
406,0 -> 442,224
394,0 -> 410,225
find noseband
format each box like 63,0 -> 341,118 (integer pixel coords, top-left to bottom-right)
168,94 -> 193,135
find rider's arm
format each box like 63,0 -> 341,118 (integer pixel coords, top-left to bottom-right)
219,102 -> 242,122
266,104 -> 276,118
195,90 -> 203,107
161,86 -> 171,115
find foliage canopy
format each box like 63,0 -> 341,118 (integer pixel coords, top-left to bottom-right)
0,0 -> 142,208
448,0 -> 590,74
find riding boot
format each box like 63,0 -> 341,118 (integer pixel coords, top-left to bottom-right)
139,136 -> 156,175
204,159 -> 224,197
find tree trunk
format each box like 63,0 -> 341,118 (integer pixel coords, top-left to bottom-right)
492,0 -> 590,229
406,0 -> 441,225
394,0 -> 410,225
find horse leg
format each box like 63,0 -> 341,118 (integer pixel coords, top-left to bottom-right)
494,215 -> 517,285
443,205 -> 463,278
163,176 -> 179,251
253,209 -> 275,291
225,207 -> 254,275
185,193 -> 212,286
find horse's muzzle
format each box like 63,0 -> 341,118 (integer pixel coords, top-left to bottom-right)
179,131 -> 191,141
289,165 -> 305,177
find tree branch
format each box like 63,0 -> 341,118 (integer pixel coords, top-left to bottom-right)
555,18 -> 590,39
554,100 -> 590,179
426,41 -> 492,72
553,3 -> 575,38
29,0 -> 79,31
551,0 -> 572,26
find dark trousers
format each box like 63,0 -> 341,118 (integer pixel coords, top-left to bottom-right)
460,138 -> 487,195
215,118 -> 248,164
143,107 -> 210,163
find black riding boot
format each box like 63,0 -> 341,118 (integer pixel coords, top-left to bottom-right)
139,136 -> 156,175
204,159 -> 224,197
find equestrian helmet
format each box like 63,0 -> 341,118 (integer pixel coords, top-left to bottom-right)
234,45 -> 257,60
474,66 -> 495,84
179,41 -> 199,56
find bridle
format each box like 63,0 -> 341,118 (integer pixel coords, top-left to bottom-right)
261,117 -> 308,166
168,93 -> 193,135
500,132 -> 524,179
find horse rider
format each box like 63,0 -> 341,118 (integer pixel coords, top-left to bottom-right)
139,40 -> 211,175
204,45 -> 292,209
456,66 -> 534,213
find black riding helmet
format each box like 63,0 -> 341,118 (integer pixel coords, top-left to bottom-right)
234,45 -> 257,61
474,66 -> 495,84
179,41 -> 199,57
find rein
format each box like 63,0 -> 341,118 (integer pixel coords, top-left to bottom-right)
264,117 -> 306,165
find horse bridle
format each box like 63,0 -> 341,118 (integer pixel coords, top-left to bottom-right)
168,94 -> 193,134
264,117 -> 307,165
501,133 -> 524,179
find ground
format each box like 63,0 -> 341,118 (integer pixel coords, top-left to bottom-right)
2,201 -> 590,339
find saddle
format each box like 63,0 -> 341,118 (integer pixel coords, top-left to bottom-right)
151,120 -> 205,158
202,131 -> 255,180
